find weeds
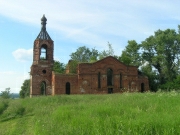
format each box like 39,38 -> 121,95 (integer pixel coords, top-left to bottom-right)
0,99 -> 8,115
1,92 -> 180,134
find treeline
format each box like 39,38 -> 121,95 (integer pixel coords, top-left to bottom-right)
120,27 -> 180,91
19,26 -> 180,98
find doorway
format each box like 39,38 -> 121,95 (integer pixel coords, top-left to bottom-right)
40,81 -> 46,95
108,88 -> 113,94
107,68 -> 113,86
66,82 -> 70,94
107,68 -> 113,94
141,83 -> 145,92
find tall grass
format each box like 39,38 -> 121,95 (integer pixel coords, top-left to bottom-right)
1,92 -> 180,134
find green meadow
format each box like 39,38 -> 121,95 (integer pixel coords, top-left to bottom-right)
1,92 -> 180,135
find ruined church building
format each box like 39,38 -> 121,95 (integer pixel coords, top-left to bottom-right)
30,15 -> 149,97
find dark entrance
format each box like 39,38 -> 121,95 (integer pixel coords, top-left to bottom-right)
108,88 -> 113,94
66,82 -> 70,94
141,83 -> 145,92
107,68 -> 113,86
40,81 -> 46,95
107,68 -> 113,94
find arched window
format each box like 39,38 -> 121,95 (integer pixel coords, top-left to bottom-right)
40,81 -> 46,95
40,44 -> 47,60
141,83 -> 145,92
66,82 -> 70,94
107,68 -> 113,86
120,73 -> 122,88
98,72 -> 101,88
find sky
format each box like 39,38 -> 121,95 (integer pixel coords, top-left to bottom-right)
0,0 -> 180,93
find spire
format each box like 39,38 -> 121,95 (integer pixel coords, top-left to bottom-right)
41,14 -> 47,30
36,15 -> 52,40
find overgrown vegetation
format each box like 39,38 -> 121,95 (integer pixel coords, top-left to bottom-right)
67,26 -> 180,91
120,27 -> 180,91
19,79 -> 30,98
1,93 -> 180,134
0,88 -> 11,99
53,60 -> 66,73
20,26 -> 180,94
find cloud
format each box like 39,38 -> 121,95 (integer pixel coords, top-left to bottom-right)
1,0 -> 180,49
1,0 -> 180,58
12,48 -> 33,62
0,71 -> 29,93
1,0 -> 180,93
0,71 -> 17,75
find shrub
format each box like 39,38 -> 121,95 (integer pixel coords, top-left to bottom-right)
0,88 -> 11,99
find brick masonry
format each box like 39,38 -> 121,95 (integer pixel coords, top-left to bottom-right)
51,56 -> 149,95
30,16 -> 149,97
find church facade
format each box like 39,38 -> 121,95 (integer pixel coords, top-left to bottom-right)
30,15 -> 149,97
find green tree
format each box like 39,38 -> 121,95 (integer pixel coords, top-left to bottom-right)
53,60 -> 65,73
67,60 -> 78,74
1,88 -> 11,99
159,75 -> 180,91
19,79 -> 30,98
141,28 -> 180,84
141,64 -> 159,91
70,46 -> 99,62
99,42 -> 114,59
119,40 -> 141,66
90,56 -> 98,63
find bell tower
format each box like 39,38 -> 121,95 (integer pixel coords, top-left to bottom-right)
30,15 -> 54,97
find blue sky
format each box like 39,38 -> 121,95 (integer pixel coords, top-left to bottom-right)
0,0 -> 180,93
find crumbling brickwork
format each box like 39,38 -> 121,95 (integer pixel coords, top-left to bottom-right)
30,15 -> 149,97
30,40 -> 54,96
51,56 -> 149,95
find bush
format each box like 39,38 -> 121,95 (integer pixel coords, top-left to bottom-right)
0,88 -> 11,99
160,75 -> 180,91
0,99 -> 8,114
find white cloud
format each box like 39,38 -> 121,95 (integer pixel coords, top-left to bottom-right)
1,0 -> 180,49
0,71 -> 17,75
12,48 -> 33,62
0,71 -> 29,93
1,0 -> 180,93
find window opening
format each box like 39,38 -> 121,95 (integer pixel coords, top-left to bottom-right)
120,73 -> 122,88
98,72 -> 101,88
107,68 -> 113,86
141,83 -> 145,92
42,70 -> 46,74
40,45 -> 47,60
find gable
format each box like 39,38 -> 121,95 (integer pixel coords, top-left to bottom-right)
93,56 -> 126,67
78,56 -> 138,74
92,56 -> 128,73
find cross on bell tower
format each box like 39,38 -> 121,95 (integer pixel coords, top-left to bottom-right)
30,15 -> 54,97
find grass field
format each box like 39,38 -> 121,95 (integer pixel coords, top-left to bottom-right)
0,92 -> 180,135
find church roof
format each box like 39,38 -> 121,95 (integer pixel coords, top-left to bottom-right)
36,15 -> 52,40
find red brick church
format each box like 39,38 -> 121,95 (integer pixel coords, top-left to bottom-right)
30,15 -> 149,97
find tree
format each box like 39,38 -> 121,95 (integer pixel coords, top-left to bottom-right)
70,46 -> 99,62
119,40 -> 141,66
1,88 -> 11,99
141,64 -> 159,91
159,75 -> 180,91
99,42 -> 114,59
119,26 -> 180,91
19,79 -> 30,98
53,60 -> 65,73
67,60 -> 78,74
141,28 -> 180,84
90,56 -> 98,63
